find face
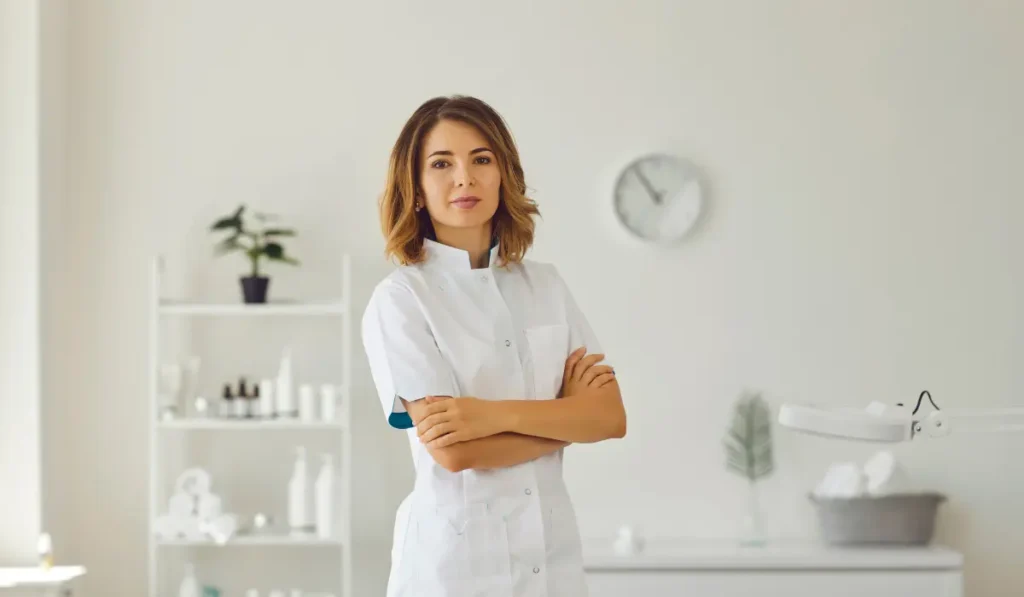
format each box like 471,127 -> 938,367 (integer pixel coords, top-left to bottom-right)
418,119 -> 501,239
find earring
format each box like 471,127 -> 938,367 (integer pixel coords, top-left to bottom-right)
415,203 -> 422,212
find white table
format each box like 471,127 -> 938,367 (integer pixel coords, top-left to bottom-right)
583,540 -> 963,597
0,567 -> 86,597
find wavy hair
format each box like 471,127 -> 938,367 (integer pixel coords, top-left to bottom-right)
379,95 -> 539,266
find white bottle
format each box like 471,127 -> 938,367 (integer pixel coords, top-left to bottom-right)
258,378 -> 275,418
288,446 -> 312,534
315,453 -> 335,539
298,384 -> 316,422
319,384 -> 337,423
276,347 -> 295,417
178,562 -> 201,597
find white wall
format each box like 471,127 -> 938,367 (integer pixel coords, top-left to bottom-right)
58,1 -> 1022,596
0,0 -> 41,564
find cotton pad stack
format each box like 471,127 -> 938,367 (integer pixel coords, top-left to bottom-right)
809,451 -> 945,545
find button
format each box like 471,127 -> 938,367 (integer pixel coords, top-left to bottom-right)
505,340 -> 511,347
480,275 -> 488,282
524,488 -> 532,495
533,567 -> 540,574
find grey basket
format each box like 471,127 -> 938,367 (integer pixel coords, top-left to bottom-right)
809,492 -> 946,546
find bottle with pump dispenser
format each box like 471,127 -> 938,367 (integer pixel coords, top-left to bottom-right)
288,446 -> 313,535
315,453 -> 335,539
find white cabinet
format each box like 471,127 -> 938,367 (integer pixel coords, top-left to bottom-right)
583,541 -> 963,597
0,567 -> 86,597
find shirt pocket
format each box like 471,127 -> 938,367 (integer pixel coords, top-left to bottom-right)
413,504 -> 512,597
525,323 -> 571,400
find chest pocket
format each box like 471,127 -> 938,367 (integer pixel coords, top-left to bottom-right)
525,324 -> 570,399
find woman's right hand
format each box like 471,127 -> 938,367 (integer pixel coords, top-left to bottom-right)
559,347 -> 615,397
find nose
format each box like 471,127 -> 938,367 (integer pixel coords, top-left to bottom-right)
453,163 -> 475,187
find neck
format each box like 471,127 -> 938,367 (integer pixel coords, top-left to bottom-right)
433,222 -> 493,269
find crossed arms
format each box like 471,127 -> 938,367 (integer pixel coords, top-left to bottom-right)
404,348 -> 626,472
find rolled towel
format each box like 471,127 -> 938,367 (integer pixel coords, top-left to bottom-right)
863,450 -> 911,495
814,462 -> 867,498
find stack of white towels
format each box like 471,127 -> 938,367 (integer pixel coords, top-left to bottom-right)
813,450 -> 911,498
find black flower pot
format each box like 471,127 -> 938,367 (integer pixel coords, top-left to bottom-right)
240,276 -> 270,304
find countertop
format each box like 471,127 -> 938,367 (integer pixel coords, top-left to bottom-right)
582,539 -> 963,571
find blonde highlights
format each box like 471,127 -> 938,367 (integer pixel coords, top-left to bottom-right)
379,95 -> 539,266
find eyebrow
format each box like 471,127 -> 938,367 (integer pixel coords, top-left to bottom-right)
426,147 -> 493,159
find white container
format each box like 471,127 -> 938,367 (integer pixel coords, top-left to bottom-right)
315,453 -> 334,539
178,562 -> 200,597
276,348 -> 295,417
288,446 -> 312,534
259,378 -> 275,418
319,385 -> 337,422
299,384 -> 316,422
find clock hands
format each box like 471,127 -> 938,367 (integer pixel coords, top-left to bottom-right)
633,166 -> 663,205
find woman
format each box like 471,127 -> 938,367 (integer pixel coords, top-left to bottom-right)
362,95 -> 627,597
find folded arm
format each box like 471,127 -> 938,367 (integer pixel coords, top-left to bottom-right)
405,398 -> 567,473
415,379 -> 626,449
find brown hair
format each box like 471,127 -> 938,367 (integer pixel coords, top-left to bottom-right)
379,95 -> 539,266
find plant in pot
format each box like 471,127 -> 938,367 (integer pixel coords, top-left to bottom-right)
723,389 -> 774,546
210,204 -> 300,304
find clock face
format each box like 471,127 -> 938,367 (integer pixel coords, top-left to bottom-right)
613,154 -> 704,242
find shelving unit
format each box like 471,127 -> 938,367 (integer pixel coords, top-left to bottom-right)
147,255 -> 353,597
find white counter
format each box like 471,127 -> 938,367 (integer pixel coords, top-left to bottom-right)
0,566 -> 86,596
583,540 -> 963,597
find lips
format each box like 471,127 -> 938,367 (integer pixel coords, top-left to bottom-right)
451,196 -> 481,209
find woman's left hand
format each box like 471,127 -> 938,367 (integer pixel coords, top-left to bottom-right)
415,396 -> 506,448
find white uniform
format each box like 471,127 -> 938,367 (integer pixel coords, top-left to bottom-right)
362,239 -> 602,597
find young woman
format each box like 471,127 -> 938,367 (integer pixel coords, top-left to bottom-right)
362,95 -> 627,597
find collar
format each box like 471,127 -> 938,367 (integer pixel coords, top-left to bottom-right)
423,238 -> 500,271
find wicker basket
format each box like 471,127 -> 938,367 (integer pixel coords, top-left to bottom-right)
809,492 -> 946,546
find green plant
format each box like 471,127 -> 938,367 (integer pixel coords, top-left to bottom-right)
210,204 -> 300,277
724,390 -> 774,481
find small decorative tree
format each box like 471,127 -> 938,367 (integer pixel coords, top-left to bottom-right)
210,204 -> 300,303
723,390 -> 774,546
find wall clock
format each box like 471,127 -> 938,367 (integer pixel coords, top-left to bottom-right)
613,153 -> 704,243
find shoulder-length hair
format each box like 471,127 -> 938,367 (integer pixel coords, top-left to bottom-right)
379,95 -> 539,266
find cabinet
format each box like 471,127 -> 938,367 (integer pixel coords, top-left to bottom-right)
583,541 -> 963,597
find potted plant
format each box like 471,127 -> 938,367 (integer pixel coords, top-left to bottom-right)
210,204 -> 300,303
723,390 -> 774,546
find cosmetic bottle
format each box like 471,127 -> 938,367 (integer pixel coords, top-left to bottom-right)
259,378 -> 275,418
235,377 -> 250,418
315,453 -> 334,539
288,446 -> 312,534
319,385 -> 337,423
299,384 -> 316,422
250,384 -> 261,419
276,347 -> 296,417
221,384 -> 234,418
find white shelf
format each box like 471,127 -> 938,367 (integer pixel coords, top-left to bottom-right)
149,254 -> 354,597
157,535 -> 343,547
159,300 -> 345,316
158,418 -> 347,431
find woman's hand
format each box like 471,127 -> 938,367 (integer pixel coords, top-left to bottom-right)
560,347 -> 616,397
415,396 -> 508,448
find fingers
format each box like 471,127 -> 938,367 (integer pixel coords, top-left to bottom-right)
416,412 -> 450,436
592,372 -> 616,387
410,400 -> 449,424
428,429 -> 463,449
420,421 -> 456,444
581,365 -> 614,386
564,347 -> 585,381
573,353 -> 606,381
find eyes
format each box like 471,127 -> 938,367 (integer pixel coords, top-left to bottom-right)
429,155 -> 493,169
